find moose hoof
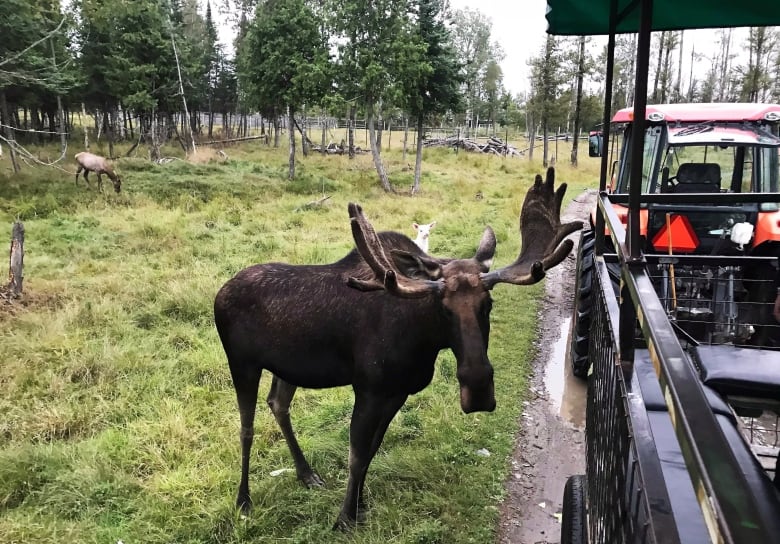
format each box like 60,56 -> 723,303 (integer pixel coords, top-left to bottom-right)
332,514 -> 355,531
332,510 -> 366,531
301,471 -> 326,488
236,494 -> 253,514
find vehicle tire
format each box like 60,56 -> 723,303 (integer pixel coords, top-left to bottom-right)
571,230 -> 595,379
561,474 -> 588,544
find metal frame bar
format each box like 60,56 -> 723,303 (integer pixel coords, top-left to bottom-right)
608,192 -> 780,205
596,194 -> 777,543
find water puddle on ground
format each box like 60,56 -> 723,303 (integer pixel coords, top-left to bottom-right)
543,318 -> 587,428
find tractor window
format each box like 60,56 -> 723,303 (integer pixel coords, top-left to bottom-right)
615,125 -> 661,193
642,126 -> 662,191
754,146 -> 779,193
741,156 -> 754,192
663,144 -> 731,193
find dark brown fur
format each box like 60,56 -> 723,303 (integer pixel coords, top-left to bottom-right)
214,169 -> 582,529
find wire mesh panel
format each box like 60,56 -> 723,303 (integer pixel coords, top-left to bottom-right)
648,260 -> 780,349
587,259 -> 632,544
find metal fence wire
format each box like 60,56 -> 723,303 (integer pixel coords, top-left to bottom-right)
647,260 -> 780,486
648,261 -> 780,349
587,251 -> 780,543
586,258 -> 654,544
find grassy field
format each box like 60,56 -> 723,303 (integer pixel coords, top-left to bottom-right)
0,137 -> 598,544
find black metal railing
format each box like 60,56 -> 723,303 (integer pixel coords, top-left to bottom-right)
586,257 -> 627,543
586,191 -> 780,543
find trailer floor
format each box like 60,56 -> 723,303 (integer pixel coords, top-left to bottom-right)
497,189 -> 595,544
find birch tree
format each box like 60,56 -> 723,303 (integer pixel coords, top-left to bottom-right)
240,0 -> 331,180
331,0 -> 426,192
404,0 -> 462,194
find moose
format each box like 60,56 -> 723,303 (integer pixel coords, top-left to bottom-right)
74,152 -> 122,193
213,167 -> 582,529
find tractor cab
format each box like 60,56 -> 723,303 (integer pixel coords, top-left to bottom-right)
594,103 -> 780,256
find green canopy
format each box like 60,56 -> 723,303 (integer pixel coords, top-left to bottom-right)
545,0 -> 780,35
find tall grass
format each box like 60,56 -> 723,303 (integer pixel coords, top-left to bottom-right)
0,140 -> 598,543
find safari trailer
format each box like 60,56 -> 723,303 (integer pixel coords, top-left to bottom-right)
544,1 -> 780,543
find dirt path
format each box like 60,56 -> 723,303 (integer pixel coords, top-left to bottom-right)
497,189 -> 597,544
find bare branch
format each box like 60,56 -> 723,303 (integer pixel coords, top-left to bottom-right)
0,17 -> 66,68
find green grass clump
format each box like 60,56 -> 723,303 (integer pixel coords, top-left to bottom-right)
0,139 -> 598,543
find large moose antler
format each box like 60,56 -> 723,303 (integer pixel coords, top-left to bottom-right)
481,167 -> 583,289
347,203 -> 443,297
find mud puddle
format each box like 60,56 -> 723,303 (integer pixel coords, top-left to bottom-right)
543,318 -> 587,428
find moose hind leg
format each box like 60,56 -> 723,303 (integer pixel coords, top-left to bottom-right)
233,370 -> 261,513
334,392 -> 408,530
267,375 -> 324,487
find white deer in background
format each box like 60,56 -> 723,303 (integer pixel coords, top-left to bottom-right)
412,221 -> 436,253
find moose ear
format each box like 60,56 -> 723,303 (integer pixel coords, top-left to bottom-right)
430,221 -> 436,230
413,223 -> 420,231
474,227 -> 497,271
390,250 -> 443,280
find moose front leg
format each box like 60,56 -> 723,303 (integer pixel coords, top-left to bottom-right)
334,391 -> 408,530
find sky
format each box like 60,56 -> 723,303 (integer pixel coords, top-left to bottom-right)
444,2 -> 736,97
448,0 -> 553,96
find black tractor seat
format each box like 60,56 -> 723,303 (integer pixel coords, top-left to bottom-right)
690,345 -> 780,410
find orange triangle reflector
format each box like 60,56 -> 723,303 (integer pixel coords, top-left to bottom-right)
652,214 -> 699,253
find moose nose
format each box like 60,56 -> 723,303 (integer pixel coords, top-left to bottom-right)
460,384 -> 496,413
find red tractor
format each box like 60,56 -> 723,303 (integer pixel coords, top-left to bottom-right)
572,103 -> 780,378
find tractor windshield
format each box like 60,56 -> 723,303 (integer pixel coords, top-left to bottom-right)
615,122 -> 780,195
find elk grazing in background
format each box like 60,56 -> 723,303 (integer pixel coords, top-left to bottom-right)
74,152 -> 122,193
213,167 -> 582,529
412,221 -> 436,253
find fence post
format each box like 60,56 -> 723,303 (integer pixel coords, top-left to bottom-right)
8,221 -> 24,298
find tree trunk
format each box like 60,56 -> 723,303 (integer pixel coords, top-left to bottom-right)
149,111 -> 161,162
320,112 -> 326,155
301,105 -> 308,157
367,103 -> 393,193
542,122 -> 549,167
348,105 -> 356,159
402,116 -> 409,163
718,29 -> 733,101
675,31 -> 684,100
571,35 -> 585,167
103,108 -> 114,159
528,111 -> 536,162
288,105 -> 296,181
375,115 -> 383,152
7,221 -> 24,298
0,91 -> 20,173
412,116 -> 424,195
652,31 -> 665,102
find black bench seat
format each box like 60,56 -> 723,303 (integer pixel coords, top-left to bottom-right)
632,349 -> 780,538
691,345 -> 780,404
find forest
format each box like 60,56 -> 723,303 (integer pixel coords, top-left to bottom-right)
3,1 -> 780,187
5,1 -> 780,542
